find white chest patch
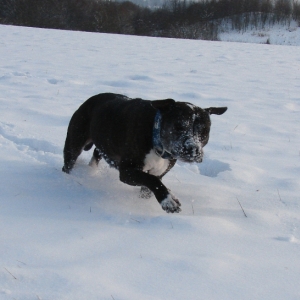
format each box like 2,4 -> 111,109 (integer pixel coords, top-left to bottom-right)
143,149 -> 169,177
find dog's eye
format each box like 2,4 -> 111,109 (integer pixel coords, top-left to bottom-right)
194,121 -> 203,132
200,130 -> 209,143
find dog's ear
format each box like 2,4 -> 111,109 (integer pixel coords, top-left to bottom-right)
151,99 -> 175,112
204,107 -> 227,115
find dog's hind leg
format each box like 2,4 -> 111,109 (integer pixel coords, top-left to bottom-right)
62,112 -> 91,174
63,135 -> 91,173
62,138 -> 82,173
89,147 -> 102,167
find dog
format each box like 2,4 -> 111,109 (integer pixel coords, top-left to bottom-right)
62,93 -> 227,213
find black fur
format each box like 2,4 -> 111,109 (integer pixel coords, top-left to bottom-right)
63,93 -> 227,213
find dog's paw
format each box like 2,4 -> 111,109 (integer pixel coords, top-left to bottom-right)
62,166 -> 70,174
139,186 -> 152,199
161,194 -> 181,213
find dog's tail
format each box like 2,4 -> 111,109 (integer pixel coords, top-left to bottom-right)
84,142 -> 93,151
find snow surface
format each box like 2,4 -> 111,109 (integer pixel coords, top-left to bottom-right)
1,25 -> 300,300
219,20 -> 300,46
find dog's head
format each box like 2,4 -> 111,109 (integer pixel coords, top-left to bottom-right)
151,99 -> 227,163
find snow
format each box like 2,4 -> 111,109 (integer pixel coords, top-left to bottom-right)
1,24 -> 300,299
219,20 -> 300,46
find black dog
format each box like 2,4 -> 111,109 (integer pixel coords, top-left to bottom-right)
63,93 -> 227,213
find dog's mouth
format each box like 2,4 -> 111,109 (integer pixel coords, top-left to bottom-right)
171,149 -> 203,163
177,155 -> 203,163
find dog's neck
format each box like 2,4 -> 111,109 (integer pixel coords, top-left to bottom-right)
153,111 -> 173,159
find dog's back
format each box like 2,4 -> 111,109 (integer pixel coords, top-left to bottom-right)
63,93 -> 156,172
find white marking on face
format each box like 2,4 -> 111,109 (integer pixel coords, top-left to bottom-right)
143,149 -> 169,176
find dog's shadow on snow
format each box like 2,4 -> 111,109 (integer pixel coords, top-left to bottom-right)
178,157 -> 231,178
199,157 -> 231,177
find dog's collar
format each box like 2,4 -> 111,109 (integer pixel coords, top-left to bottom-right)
153,111 -> 173,159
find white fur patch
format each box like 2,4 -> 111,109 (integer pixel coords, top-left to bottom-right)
143,149 -> 169,176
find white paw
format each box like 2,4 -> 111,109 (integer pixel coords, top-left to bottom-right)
161,194 -> 181,213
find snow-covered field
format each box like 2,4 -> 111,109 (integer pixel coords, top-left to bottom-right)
219,20 -> 300,46
0,25 -> 300,300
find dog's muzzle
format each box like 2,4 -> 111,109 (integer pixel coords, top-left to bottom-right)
171,138 -> 203,163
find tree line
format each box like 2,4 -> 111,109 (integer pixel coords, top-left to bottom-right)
1,0 -> 300,40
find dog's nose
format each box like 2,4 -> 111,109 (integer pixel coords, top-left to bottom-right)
184,139 -> 197,151
185,145 -> 196,155
183,138 -> 204,161
187,146 -> 202,160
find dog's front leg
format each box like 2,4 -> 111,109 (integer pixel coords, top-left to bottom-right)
119,167 -> 181,213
